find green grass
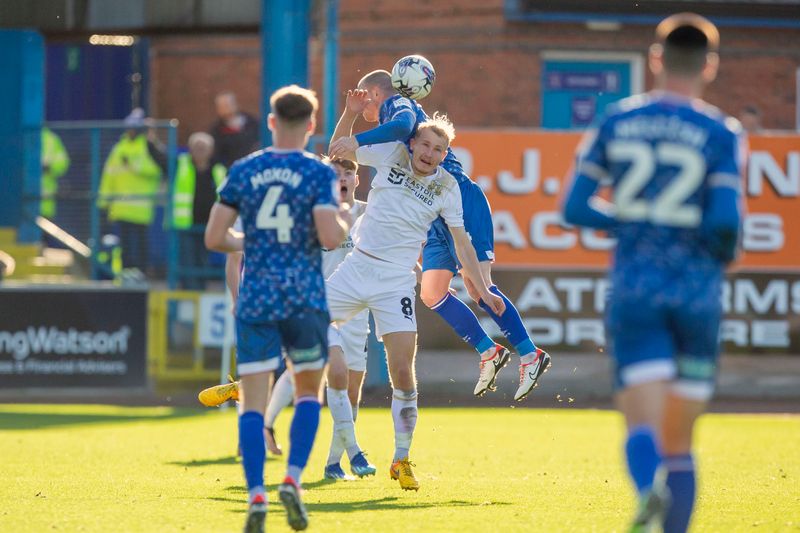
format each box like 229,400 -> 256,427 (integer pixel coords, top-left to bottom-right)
1,404 -> 798,532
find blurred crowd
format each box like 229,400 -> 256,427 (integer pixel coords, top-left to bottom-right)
40,95 -> 763,288
42,91 -> 260,287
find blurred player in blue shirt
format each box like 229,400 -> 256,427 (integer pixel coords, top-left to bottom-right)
205,85 -> 352,533
329,71 -> 551,402
562,13 -> 743,533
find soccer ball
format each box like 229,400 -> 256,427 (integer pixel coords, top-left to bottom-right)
391,55 -> 436,100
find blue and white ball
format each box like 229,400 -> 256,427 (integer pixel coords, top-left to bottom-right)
391,55 -> 436,100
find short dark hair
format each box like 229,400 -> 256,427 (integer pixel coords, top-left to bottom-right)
357,69 -> 395,94
656,12 -> 719,76
270,85 -> 318,124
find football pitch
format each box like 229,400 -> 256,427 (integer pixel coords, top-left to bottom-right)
1,404 -> 797,532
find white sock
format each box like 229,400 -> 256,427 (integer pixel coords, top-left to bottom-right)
391,389 -> 418,462
352,404 -> 359,423
326,387 -> 360,461
265,371 -> 294,428
519,351 -> 538,365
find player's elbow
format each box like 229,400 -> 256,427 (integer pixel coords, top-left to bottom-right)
396,120 -> 414,139
561,194 -> 583,226
204,227 -> 222,252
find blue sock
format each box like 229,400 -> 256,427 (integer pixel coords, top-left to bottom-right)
286,396 -> 321,485
239,411 -> 266,491
479,286 -> 537,355
431,292 -> 494,354
625,425 -> 661,494
663,454 -> 696,533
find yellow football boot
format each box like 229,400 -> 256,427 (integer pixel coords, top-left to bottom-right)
198,375 -> 240,407
389,457 -> 419,491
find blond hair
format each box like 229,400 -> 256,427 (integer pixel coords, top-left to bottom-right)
322,156 -> 359,173
415,112 -> 455,145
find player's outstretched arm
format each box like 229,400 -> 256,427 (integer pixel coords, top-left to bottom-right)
205,203 -> 244,253
329,90 -> 370,160
313,205 -> 353,250
561,174 -> 617,230
450,226 -> 505,315
329,93 -> 416,159
351,112 -> 415,148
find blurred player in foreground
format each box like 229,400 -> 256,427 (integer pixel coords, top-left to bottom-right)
330,71 -> 551,401
255,157 -> 379,479
562,13 -> 743,533
329,111 -> 505,490
205,85 -> 352,532
198,159 -> 378,476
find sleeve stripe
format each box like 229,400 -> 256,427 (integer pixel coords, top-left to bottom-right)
708,172 -> 742,190
577,160 -> 611,182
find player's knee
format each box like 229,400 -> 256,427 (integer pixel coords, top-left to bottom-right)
327,363 -> 348,389
392,367 -> 415,390
660,429 -> 693,455
420,286 -> 446,308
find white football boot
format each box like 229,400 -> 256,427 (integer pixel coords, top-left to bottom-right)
514,349 -> 552,401
474,344 -> 512,396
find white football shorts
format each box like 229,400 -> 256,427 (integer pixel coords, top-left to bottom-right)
326,309 -> 369,372
326,250 -> 417,339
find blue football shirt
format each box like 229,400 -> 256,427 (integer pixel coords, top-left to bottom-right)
379,94 -> 467,183
218,148 -> 338,323
575,92 -> 744,295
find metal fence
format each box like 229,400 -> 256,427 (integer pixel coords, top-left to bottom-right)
29,125 -> 333,289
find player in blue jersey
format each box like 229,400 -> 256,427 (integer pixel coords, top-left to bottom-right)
205,85 -> 352,533
329,71 -> 551,401
562,14 -> 743,533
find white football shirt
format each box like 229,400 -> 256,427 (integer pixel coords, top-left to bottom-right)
354,142 -> 463,270
322,200 -> 367,279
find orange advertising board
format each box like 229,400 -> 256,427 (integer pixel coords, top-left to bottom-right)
451,131 -> 800,270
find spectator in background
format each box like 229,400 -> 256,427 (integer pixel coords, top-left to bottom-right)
739,105 -> 762,133
98,108 -> 166,274
40,126 -> 70,221
209,92 -> 260,167
172,132 -> 227,289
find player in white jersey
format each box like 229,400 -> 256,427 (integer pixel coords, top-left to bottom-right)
328,111 -> 505,490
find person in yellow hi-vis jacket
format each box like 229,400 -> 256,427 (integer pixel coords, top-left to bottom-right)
172,132 -> 226,288
98,108 -> 166,272
41,126 -> 70,219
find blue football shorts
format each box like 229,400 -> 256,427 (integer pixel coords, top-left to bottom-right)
606,276 -> 723,401
236,309 -> 330,376
422,179 -> 494,274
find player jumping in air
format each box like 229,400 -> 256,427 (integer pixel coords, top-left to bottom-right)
562,13 -> 743,533
329,71 -> 551,401
329,112 -> 505,490
205,85 -> 352,533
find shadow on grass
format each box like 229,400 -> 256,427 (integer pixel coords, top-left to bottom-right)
224,477 -> 336,494
0,408 -> 207,431
169,452 -> 282,468
170,455 -> 241,467
215,495 -> 508,515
